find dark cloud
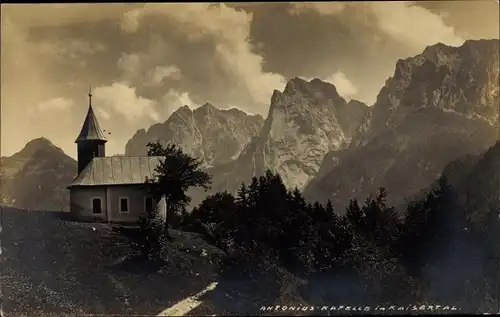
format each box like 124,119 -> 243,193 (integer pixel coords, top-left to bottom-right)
246,1 -> 474,105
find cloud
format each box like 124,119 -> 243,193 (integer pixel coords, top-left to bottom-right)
121,8 -> 142,33
288,3 -> 346,16
36,97 -> 74,112
22,97 -> 75,154
416,1 -> 499,40
2,4 -> 139,28
148,65 -> 182,86
92,83 -> 160,122
287,2 -> 464,51
94,107 -> 111,120
176,92 -> 195,108
117,53 -> 141,81
89,83 -> 163,156
157,90 -> 196,118
301,72 -> 358,101
117,3 -> 285,116
38,39 -> 106,60
369,2 -> 464,50
323,72 -> 358,100
1,2 -> 496,158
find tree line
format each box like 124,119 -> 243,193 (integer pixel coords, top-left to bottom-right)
118,141 -> 497,310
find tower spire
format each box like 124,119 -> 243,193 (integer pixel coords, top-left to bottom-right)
75,87 -> 107,143
88,85 -> 92,107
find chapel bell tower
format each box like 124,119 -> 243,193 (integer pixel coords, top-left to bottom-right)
75,86 -> 107,174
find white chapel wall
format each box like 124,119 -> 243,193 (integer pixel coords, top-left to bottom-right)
70,187 -> 107,222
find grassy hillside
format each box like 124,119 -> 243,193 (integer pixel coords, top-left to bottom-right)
1,208 -> 226,316
1,208 -> 310,316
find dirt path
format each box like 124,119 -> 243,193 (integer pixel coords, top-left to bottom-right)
157,282 -> 218,316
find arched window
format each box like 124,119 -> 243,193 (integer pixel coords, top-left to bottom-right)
92,198 -> 102,214
145,196 -> 154,213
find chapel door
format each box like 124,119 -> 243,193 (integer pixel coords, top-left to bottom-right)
92,198 -> 102,214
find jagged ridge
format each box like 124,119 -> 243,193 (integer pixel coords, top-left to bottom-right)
125,104 -> 264,167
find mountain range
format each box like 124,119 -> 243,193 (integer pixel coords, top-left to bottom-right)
305,39 -> 499,212
2,39 -> 498,214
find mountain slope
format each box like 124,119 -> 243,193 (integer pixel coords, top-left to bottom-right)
1,138 -> 77,211
206,78 -> 369,197
125,104 -> 264,167
304,39 -> 499,212
443,141 -> 500,234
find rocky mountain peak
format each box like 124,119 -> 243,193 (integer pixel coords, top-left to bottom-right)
168,105 -> 193,120
309,78 -> 344,101
192,103 -> 259,121
266,77 -> 361,139
347,99 -> 368,108
420,42 -> 461,66
13,137 -> 65,160
225,107 -> 262,120
269,78 -> 346,117
281,77 -> 344,102
283,77 -> 309,94
179,105 -> 192,112
270,90 -> 283,108
125,103 -> 264,166
24,137 -> 54,149
196,103 -> 217,114
369,39 -> 499,136
206,77 -> 369,195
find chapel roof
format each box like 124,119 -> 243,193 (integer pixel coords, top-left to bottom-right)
68,156 -> 163,188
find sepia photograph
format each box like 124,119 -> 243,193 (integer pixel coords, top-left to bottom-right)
1,1 -> 499,316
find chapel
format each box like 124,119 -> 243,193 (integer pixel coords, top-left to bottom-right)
67,89 -> 164,223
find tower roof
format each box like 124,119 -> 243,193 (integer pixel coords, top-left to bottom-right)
75,88 -> 107,143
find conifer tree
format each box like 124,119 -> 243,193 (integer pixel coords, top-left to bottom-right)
235,183 -> 249,208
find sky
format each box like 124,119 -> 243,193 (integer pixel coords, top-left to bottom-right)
1,1 -> 499,159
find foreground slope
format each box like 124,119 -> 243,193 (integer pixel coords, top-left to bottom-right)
1,208 -> 225,316
2,209 -> 314,316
